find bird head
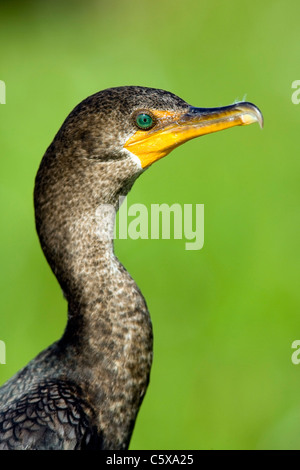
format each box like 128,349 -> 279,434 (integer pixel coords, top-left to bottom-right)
53,86 -> 263,174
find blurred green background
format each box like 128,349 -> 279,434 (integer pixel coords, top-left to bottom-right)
0,0 -> 299,450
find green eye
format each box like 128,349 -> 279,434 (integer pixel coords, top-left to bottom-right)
136,113 -> 154,129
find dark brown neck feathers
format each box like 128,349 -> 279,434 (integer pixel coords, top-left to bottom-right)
33,144 -> 153,449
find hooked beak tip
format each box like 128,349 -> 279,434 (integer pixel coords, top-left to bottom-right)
235,102 -> 264,129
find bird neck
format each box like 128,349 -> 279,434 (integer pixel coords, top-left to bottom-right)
59,205 -> 153,449
61,207 -> 150,345
34,154 -> 153,448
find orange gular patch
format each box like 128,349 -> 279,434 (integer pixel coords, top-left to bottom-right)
124,109 -> 186,169
124,104 -> 263,169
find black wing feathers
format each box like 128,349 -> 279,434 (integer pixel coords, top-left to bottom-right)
0,380 -> 102,450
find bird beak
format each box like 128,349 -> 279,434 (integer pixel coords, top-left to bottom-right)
124,102 -> 263,169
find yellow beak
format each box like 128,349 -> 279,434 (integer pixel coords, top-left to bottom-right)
124,102 -> 263,169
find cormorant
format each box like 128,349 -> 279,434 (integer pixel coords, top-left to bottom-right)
0,87 -> 263,449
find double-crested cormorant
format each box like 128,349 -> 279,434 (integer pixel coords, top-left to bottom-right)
0,87 -> 263,450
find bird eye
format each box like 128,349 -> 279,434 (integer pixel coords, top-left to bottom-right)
135,113 -> 154,130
